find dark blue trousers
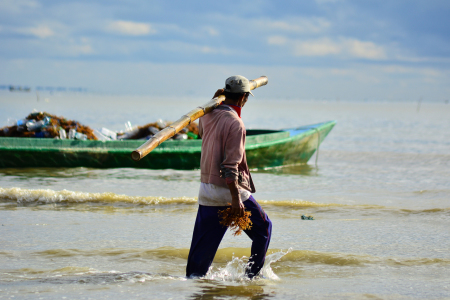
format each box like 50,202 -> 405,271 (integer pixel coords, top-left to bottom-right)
186,196 -> 272,278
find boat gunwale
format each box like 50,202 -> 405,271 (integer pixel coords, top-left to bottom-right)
0,121 -> 336,154
246,121 -> 336,150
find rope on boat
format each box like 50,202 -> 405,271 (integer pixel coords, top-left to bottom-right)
313,128 -> 321,167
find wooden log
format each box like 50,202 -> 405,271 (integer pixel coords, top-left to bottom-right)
131,76 -> 268,161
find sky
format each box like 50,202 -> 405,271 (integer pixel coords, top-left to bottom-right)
0,0 -> 449,100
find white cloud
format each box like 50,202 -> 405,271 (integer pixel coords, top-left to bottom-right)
330,68 -> 352,75
379,65 -> 440,77
267,36 -> 288,45
178,43 -> 231,55
201,46 -> 214,53
16,25 -> 55,38
272,36 -> 387,60
345,39 -> 386,60
0,0 -> 40,13
197,45 -> 231,55
73,44 -> 94,55
204,27 -> 219,36
107,20 -> 155,36
51,42 -> 94,56
260,18 -> 331,34
394,55 -> 450,64
294,38 -> 341,56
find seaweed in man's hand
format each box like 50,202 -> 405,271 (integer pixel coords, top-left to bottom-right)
218,207 -> 252,236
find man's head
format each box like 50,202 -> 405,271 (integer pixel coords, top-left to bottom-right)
224,75 -> 254,96
223,75 -> 253,107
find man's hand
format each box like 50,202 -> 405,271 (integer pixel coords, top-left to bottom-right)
213,89 -> 225,99
231,197 -> 245,217
227,179 -> 245,216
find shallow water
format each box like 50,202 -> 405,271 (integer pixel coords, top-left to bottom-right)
0,92 -> 449,299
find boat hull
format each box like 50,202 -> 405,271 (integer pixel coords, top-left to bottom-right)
0,121 -> 336,169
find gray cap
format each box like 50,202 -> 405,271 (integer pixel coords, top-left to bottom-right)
224,75 -> 254,96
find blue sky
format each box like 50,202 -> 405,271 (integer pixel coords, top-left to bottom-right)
1,0 -> 449,100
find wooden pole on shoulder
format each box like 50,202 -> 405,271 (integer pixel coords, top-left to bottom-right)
131,76 -> 268,161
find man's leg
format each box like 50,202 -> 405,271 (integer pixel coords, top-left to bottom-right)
186,205 -> 228,278
243,195 -> 272,278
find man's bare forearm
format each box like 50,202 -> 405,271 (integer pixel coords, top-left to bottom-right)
227,179 -> 244,216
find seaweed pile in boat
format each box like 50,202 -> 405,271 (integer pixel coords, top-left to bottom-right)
115,120 -> 199,141
0,112 -> 199,141
0,112 -> 97,140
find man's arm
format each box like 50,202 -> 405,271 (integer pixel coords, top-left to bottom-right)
221,122 -> 246,217
226,179 -> 245,216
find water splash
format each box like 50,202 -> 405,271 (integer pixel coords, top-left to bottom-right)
260,248 -> 293,280
204,249 -> 292,282
204,256 -> 249,282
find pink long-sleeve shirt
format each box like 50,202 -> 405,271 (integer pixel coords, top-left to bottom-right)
198,105 -> 255,194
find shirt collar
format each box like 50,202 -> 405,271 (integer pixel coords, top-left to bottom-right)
220,103 -> 241,118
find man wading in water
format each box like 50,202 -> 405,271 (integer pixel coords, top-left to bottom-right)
186,75 -> 272,279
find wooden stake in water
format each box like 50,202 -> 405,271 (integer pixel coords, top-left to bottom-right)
131,76 -> 268,161
417,97 -> 423,113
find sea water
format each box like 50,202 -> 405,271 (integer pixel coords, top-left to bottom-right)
0,92 -> 449,299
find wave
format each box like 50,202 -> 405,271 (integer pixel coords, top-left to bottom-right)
0,187 -> 197,205
413,189 -> 450,195
1,187 -> 449,215
275,250 -> 450,266
1,248 -> 289,283
3,247 -> 449,267
2,268 -> 187,284
0,187 -> 343,208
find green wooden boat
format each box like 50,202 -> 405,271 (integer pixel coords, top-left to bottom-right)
0,121 -> 336,169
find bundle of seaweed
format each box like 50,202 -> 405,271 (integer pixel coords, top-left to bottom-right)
0,112 -> 97,140
218,208 -> 252,236
0,112 -> 199,141
117,121 -> 199,140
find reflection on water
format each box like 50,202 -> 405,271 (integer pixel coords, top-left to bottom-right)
253,163 -> 316,176
37,271 -> 186,285
190,283 -> 272,300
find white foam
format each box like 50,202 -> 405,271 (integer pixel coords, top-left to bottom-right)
0,187 -> 197,205
204,249 -> 292,282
